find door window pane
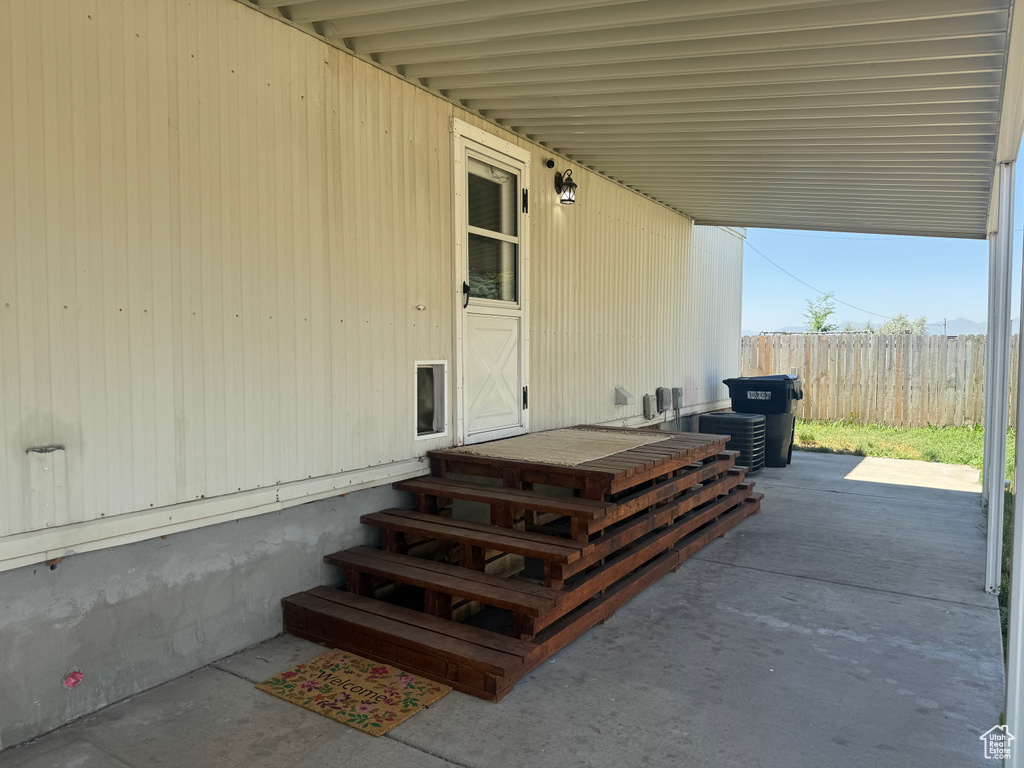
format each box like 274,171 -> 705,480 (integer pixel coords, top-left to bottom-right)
469,234 -> 517,302
468,158 -> 517,236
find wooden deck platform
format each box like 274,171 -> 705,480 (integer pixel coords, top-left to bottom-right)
282,427 -> 762,701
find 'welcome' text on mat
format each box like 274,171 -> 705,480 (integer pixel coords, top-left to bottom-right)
256,649 -> 451,735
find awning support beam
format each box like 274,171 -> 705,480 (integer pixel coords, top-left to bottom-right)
986,161 -> 1014,594
1002,159 -> 1023,768
984,235 -> 997,507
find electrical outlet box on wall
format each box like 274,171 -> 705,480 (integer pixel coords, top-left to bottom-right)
656,387 -> 672,412
643,394 -> 657,420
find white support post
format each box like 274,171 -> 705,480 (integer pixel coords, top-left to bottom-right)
986,162 -> 1015,594
1002,160 -> 1023,768
984,234 -> 998,508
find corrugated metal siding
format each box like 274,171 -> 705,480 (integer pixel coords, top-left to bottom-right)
524,167 -> 742,431
0,0 -> 741,547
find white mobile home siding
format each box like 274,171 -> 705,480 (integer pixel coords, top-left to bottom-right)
0,0 -> 743,570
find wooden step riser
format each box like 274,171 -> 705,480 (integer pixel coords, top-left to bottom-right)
607,438 -> 729,493
561,487 -> 756,661
535,490 -> 754,632
608,454 -> 736,518
283,596 -> 517,702
530,497 -> 763,668
674,496 -> 763,566
586,437 -> 731,493
394,477 -> 612,521
429,456 -> 601,495
362,551 -> 526,601
341,564 -> 549,618
376,508 -> 588,552
307,587 -> 535,659
525,552 -> 680,673
557,483 -> 752,581
362,511 -> 583,564
327,546 -> 561,617
590,466 -> 748,534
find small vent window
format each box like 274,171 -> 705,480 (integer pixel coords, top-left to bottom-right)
415,361 -> 447,439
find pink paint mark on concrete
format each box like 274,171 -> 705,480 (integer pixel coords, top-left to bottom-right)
63,671 -> 84,689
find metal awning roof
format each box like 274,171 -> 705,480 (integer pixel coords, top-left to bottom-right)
254,0 -> 1024,239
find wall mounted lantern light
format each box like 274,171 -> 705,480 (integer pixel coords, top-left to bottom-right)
546,159 -> 578,205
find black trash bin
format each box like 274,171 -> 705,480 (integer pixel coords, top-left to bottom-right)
721,375 -> 803,468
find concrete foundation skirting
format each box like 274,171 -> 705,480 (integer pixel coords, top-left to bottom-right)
0,483 -> 409,750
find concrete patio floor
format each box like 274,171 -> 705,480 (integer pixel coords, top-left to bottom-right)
1,451 -> 1004,768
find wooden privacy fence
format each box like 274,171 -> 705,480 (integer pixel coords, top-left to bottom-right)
740,334 -> 1019,428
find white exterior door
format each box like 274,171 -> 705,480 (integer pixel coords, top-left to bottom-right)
452,120 -> 530,445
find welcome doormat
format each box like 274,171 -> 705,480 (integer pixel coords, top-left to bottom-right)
256,649 -> 451,735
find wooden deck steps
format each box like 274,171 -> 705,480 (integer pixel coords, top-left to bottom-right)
523,496 -> 763,670
394,477 -> 613,521
283,587 -> 533,701
428,430 -> 733,496
525,552 -> 680,673
327,545 -> 561,635
554,482 -> 754,583
675,494 -> 763,564
362,509 -> 588,563
282,427 -> 763,701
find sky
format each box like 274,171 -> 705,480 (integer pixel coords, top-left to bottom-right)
741,155 -> 1024,334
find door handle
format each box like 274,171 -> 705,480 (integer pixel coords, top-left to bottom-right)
462,281 -> 470,308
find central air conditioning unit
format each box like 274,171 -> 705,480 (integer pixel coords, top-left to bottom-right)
698,412 -> 765,473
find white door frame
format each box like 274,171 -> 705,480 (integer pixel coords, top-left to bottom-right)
451,118 -> 531,445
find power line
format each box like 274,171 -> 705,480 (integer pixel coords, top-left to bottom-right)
746,241 -> 943,325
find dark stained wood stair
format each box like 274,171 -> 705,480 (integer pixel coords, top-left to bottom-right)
394,476 -> 614,520
326,546 -> 561,631
362,509 -> 588,563
283,587 -> 534,700
282,427 -> 763,701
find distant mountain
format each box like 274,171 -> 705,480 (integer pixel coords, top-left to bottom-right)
977,318 -> 1022,335
942,317 -> 985,335
835,320 -> 870,332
